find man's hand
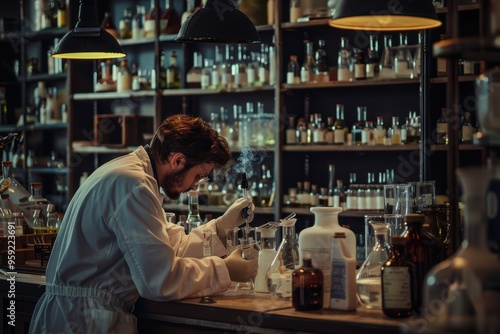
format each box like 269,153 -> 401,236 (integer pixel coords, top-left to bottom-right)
223,248 -> 258,282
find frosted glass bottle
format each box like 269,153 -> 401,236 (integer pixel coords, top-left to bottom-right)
421,167 -> 500,333
299,207 -> 356,308
329,232 -> 357,310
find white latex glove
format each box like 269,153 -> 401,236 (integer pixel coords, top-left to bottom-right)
223,248 -> 258,282
216,195 -> 255,232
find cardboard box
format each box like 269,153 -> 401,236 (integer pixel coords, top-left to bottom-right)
94,114 -> 154,147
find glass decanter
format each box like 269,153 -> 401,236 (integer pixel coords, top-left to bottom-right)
266,218 -> 299,299
420,167 -> 500,333
356,220 -> 391,309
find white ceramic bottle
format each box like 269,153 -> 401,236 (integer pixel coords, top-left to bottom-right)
298,207 -> 356,308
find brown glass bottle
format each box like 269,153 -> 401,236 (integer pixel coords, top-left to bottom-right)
381,236 -> 415,318
403,213 -> 443,313
161,0 -> 181,35
292,252 -> 323,311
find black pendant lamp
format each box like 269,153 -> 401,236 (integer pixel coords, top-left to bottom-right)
51,0 -> 126,59
329,0 -> 442,31
175,0 -> 261,43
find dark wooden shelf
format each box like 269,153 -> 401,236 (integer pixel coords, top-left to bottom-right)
25,72 -> 67,83
282,144 -> 420,152
283,78 -> 420,90
430,75 -> 479,84
435,3 -> 481,14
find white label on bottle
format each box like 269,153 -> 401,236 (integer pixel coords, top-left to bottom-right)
347,196 -> 357,210
463,61 -> 473,75
144,20 -> 155,35
187,73 -> 202,85
437,58 -> 447,74
462,126 -> 473,141
354,64 -> 366,79
382,267 -> 412,309
338,68 -> 351,82
211,71 -> 220,86
201,74 -> 210,89
366,63 -> 374,78
300,69 -> 311,83
325,131 -> 334,144
235,72 -> 247,87
334,129 -> 345,144
247,68 -> 256,85
362,129 -> 370,144
333,195 -> 340,207
286,129 -> 296,144
287,72 -> 295,84
330,260 -> 346,300
258,67 -> 267,84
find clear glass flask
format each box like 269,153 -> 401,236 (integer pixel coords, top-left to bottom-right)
356,220 -> 391,309
266,218 -> 299,299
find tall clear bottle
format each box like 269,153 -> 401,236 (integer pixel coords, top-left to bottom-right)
366,34 -> 380,79
379,35 -> 395,78
394,33 -> 412,78
315,39 -> 329,82
352,106 -> 367,145
333,104 -> 346,145
186,190 -> 202,233
161,0 -> 181,35
132,5 -> 146,39
300,41 -> 316,83
166,51 -> 181,89
144,0 -> 162,38
117,59 -> 132,93
286,55 -> 300,84
186,52 -> 203,88
233,44 -> 248,88
337,37 -> 352,82
266,218 -> 300,299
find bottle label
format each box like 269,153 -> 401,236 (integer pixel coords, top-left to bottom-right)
287,72 -> 295,84
437,58 -> 447,75
201,74 -> 210,89
144,20 -> 155,35
462,126 -> 473,141
382,267 -> 412,309
366,63 -> 375,78
211,71 -> 220,87
334,129 -> 345,144
247,68 -> 256,85
354,64 -> 366,79
258,67 -> 267,84
300,69 -> 311,83
338,68 -> 351,82
330,259 -> 346,300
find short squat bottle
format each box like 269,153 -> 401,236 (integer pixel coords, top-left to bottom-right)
292,251 -> 323,311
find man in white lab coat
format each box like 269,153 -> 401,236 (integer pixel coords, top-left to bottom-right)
29,114 -> 257,333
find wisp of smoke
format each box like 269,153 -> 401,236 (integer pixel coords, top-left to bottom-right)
232,147 -> 268,174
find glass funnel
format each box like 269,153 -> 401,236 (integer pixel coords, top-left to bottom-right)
356,220 -> 391,309
266,218 -> 299,299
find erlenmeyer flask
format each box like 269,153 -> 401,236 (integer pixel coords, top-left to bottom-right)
379,35 -> 395,79
394,33 -> 413,78
356,220 -> 391,309
266,218 -> 299,299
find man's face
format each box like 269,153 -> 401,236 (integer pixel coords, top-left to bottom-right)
161,163 -> 214,200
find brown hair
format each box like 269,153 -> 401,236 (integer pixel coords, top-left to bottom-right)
150,114 -> 231,173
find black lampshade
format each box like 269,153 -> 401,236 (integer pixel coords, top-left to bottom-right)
330,0 -> 441,31
175,0 -> 261,43
52,0 -> 126,59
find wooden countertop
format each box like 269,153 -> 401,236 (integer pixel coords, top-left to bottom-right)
2,276 -> 406,334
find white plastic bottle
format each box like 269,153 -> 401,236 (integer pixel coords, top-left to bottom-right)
329,232 -> 357,310
298,206 -> 356,308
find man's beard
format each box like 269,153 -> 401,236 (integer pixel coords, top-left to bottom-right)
162,168 -> 188,200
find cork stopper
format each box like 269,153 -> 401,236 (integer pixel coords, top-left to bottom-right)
404,213 -> 425,223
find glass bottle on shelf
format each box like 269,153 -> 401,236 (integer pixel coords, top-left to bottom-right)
381,236 -> 415,318
354,49 -> 366,80
201,58 -> 214,90
379,35 -> 395,78
337,37 -> 352,82
101,12 -> 119,40
333,104 -> 345,145
436,108 -> 448,144
144,0 -> 163,38
132,5 -> 146,39
211,45 -> 223,89
166,51 -> 181,89
186,52 -> 203,89
119,8 -> 133,39
389,116 -> 402,145
117,59 -> 132,93
286,55 -> 300,84
315,39 -> 329,82
394,33 -> 412,78
181,0 -> 195,24
221,45 -> 234,89
233,44 -> 248,88
186,191 -> 202,233
292,251 -> 323,311
461,111 -> 474,144
300,41 -> 316,83
286,116 -> 296,144
413,32 -> 422,78
437,34 -> 447,76
356,220 -> 391,309
266,218 -> 299,299
327,164 -> 335,206
352,106 -> 367,145
289,0 -> 301,23
366,34 -> 380,79
162,0 -> 181,35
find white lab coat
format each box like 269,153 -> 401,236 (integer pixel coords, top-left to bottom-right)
29,146 -> 232,334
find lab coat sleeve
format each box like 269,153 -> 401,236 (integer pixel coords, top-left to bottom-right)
167,219 -> 228,258
108,185 -> 232,301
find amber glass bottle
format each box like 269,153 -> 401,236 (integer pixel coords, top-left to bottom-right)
292,252 -> 323,311
381,236 -> 415,318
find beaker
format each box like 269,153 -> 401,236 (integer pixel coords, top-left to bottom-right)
254,224 -> 278,293
236,236 -> 258,296
356,220 -> 391,309
266,218 -> 299,299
